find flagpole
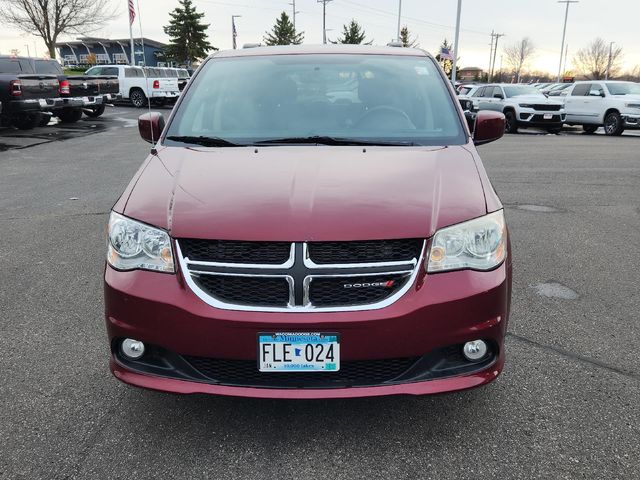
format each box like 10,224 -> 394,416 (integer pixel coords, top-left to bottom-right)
451,0 -> 462,83
129,0 -> 135,65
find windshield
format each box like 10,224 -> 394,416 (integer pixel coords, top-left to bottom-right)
165,54 -> 465,146
503,85 -> 544,98
606,82 -> 640,95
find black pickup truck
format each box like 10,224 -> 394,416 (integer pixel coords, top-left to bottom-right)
0,56 -> 61,129
33,60 -> 121,121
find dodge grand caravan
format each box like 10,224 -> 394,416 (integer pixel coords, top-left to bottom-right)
105,45 -> 511,399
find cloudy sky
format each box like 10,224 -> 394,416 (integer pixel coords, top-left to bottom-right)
1,0 -> 639,74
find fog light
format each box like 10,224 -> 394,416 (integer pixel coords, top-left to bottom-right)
462,340 -> 487,361
121,338 -> 145,359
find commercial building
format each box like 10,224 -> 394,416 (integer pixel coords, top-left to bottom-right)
55,37 -> 168,67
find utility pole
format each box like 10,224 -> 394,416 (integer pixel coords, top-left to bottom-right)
231,15 -> 241,49
317,0 -> 333,45
562,44 -> 569,78
289,0 -> 299,29
605,41 -> 615,80
450,0 -> 462,83
396,0 -> 402,42
488,30 -> 495,82
25,44 -> 30,57
557,0 -> 579,82
491,33 -> 505,81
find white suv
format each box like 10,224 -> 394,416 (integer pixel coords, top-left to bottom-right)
472,84 -> 566,133
564,81 -> 640,135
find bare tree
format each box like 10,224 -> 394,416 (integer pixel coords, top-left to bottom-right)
0,0 -> 117,59
503,37 -> 535,83
573,38 -> 623,79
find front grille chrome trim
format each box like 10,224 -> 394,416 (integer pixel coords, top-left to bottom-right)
176,240 -> 425,313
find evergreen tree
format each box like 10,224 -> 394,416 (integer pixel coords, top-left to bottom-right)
263,12 -> 304,46
333,19 -> 371,45
164,0 -> 215,66
399,26 -> 418,48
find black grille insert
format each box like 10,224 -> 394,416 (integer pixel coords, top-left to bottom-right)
309,273 -> 410,307
308,239 -> 423,264
180,239 -> 291,264
193,275 -> 290,307
183,356 -> 419,388
532,104 -> 561,111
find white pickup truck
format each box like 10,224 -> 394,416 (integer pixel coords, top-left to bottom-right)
563,80 -> 640,135
85,65 -> 180,108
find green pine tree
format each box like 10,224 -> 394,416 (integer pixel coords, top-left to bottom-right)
333,19 -> 371,45
263,12 -> 304,46
164,0 -> 215,66
399,26 -> 418,48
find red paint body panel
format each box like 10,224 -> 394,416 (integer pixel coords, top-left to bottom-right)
119,144 -> 487,241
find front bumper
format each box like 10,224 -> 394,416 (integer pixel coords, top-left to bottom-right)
104,259 -> 511,398
622,113 -> 640,129
518,111 -> 566,127
151,91 -> 180,99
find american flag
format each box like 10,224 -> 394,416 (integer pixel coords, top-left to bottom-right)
232,17 -> 238,49
439,47 -> 453,61
128,0 -> 136,25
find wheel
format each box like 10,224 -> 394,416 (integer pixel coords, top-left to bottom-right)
603,112 -> 624,136
58,108 -> 83,124
582,125 -> 598,134
504,110 -> 518,133
38,113 -> 53,127
83,105 -> 106,118
546,127 -> 562,134
130,89 -> 147,108
12,112 -> 43,130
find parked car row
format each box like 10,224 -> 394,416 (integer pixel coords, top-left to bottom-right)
84,66 -> 190,108
0,55 -> 121,129
457,80 -> 640,136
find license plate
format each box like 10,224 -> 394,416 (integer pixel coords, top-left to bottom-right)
544,113 -> 553,120
258,332 -> 340,372
38,99 -> 47,107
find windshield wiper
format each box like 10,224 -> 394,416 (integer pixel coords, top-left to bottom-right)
253,135 -> 416,146
165,135 -> 241,147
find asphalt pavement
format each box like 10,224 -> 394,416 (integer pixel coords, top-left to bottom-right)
0,107 -> 638,479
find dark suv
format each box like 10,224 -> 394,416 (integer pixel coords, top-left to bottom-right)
105,45 -> 511,399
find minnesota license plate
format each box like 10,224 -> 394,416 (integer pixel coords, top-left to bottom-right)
544,113 -> 553,119
258,333 -> 340,372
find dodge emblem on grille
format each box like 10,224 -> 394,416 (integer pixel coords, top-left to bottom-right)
343,281 -> 396,289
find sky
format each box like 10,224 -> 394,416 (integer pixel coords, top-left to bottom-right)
1,0 -> 639,74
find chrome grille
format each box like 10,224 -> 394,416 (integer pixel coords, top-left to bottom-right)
177,240 -> 424,312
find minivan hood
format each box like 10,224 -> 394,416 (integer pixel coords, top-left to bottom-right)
122,145 -> 487,241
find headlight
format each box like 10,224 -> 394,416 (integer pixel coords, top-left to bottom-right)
625,103 -> 640,109
519,104 -> 534,108
426,210 -> 506,273
107,212 -> 174,272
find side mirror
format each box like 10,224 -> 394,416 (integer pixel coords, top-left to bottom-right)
473,110 -> 505,146
494,93 -> 504,99
589,90 -> 604,97
138,112 -> 166,144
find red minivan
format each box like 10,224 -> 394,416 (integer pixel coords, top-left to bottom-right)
105,45 -> 510,399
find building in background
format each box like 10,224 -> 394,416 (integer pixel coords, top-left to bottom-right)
55,37 -> 168,67
458,67 -> 484,82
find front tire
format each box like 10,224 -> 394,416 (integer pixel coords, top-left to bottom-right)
83,105 -> 106,118
603,112 -> 624,136
583,125 -> 598,134
130,89 -> 147,108
504,110 -> 518,134
12,112 -> 43,130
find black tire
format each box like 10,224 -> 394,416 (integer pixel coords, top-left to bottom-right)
58,108 -> 83,124
546,127 -> 562,134
130,88 -> 147,108
504,110 -> 518,134
582,125 -> 598,134
12,112 -> 43,130
83,105 -> 106,118
38,113 -> 53,127
603,112 -> 624,136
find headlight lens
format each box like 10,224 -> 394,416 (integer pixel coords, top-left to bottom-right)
519,103 -> 534,108
625,103 -> 640,109
107,212 -> 174,272
427,210 -> 506,273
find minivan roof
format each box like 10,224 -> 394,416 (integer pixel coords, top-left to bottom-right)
211,44 -> 429,60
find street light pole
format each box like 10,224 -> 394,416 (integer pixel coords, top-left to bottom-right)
557,0 -> 579,82
231,15 -> 241,49
451,0 -> 462,83
605,41 -> 615,80
25,44 -> 31,57
396,0 -> 402,42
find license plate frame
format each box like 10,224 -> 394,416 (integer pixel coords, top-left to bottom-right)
258,332 -> 340,372
543,113 -> 553,120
